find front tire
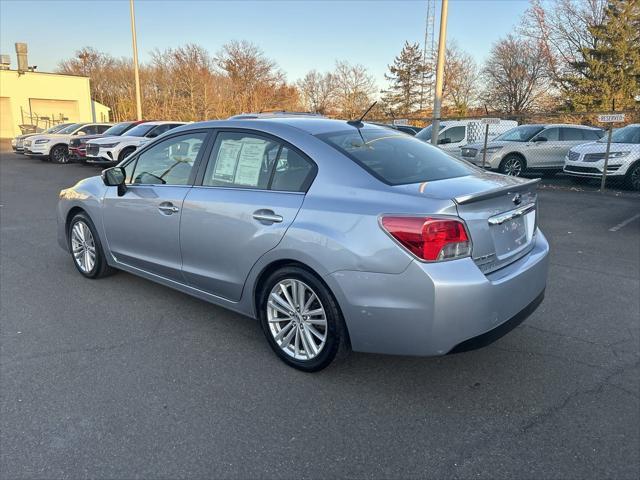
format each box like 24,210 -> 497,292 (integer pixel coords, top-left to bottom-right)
625,162 -> 640,191
257,266 -> 349,372
50,145 -> 69,164
499,155 -> 525,176
68,212 -> 115,279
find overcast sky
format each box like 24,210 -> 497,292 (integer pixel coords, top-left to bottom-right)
0,0 -> 530,88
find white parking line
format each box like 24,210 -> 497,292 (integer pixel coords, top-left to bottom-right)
609,213 -> 640,232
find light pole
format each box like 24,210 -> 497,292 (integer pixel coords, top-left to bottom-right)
130,0 -> 142,120
430,0 -> 449,146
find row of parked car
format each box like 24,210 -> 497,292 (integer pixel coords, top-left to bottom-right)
11,120 -> 186,165
10,115 -> 640,190
408,119 -> 638,190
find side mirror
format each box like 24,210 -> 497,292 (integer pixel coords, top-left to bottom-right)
76,131 -> 86,136
533,136 -> 547,142
101,167 -> 127,196
438,137 -> 452,145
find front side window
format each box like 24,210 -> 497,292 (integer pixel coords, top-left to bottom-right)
439,126 -> 465,144
128,132 -> 207,185
318,128 -> 473,185
415,123 -> 445,141
536,128 -> 560,142
96,125 -> 112,134
203,132 -> 280,189
78,125 -> 98,135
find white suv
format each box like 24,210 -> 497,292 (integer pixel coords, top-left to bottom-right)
85,121 -> 186,166
460,124 -> 604,176
564,124 -> 640,191
24,123 -> 113,163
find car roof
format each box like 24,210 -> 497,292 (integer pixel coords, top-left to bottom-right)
142,120 -> 187,126
182,117 -> 391,136
532,123 -> 601,129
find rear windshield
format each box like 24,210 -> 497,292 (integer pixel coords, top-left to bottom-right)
317,128 -> 473,185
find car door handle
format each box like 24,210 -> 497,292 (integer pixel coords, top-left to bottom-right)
252,210 -> 283,224
158,202 -> 179,215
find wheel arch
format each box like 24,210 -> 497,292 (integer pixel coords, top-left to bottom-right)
500,151 -> 527,170
65,206 -> 89,243
251,258 -> 352,347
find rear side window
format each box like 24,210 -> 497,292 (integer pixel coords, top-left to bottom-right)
561,128 -> 588,141
318,128 -> 473,185
271,147 -> 315,192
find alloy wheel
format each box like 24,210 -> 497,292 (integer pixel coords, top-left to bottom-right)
52,146 -> 68,163
267,279 -> 328,361
503,157 -> 523,176
71,221 -> 96,273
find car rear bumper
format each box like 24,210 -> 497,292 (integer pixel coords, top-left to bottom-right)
329,229 -> 549,356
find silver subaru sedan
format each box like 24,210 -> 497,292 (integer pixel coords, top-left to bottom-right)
57,115 -> 549,371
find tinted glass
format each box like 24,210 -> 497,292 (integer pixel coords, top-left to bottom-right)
271,147 -> 315,192
57,123 -> 83,134
103,122 -> 135,136
125,124 -> 156,138
129,132 -> 206,185
318,128 -> 474,185
46,123 -> 73,134
147,124 -> 179,138
440,126 -> 465,143
537,128 -> 560,141
494,125 -> 544,142
584,129 -> 604,140
606,125 -> 640,144
96,125 -> 112,134
78,125 -> 97,135
415,123 -> 445,141
561,128 -> 585,141
203,132 -> 280,189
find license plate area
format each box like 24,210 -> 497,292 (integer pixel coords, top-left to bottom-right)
489,205 -> 536,260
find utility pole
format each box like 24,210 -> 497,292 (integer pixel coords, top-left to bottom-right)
430,0 -> 449,146
130,0 -> 142,120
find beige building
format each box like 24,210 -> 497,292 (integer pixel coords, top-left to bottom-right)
0,46 -> 109,138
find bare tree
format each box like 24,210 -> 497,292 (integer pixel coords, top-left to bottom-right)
332,60 -> 377,119
482,35 -> 549,113
297,70 -> 336,114
520,0 -> 608,86
443,42 -> 479,116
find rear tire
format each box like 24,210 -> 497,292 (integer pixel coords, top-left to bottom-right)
68,212 -> 116,279
50,145 -> 69,164
625,162 -> 640,191
499,155 -> 525,176
257,266 -> 349,372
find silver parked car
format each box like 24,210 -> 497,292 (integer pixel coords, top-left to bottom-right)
57,115 -> 549,371
461,124 -> 604,176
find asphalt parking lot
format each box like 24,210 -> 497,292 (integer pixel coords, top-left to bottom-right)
1,151 -> 638,479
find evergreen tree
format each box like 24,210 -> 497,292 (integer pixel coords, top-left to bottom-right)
564,0 -> 640,110
382,42 -> 427,114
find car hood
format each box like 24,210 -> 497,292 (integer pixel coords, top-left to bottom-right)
16,132 -> 41,140
29,133 -> 73,142
71,134 -> 104,142
569,141 -> 638,154
90,135 -> 145,144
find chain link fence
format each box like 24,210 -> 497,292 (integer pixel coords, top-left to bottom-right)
373,110 -> 640,192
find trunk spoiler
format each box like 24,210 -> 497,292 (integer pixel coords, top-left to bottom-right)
454,178 -> 540,205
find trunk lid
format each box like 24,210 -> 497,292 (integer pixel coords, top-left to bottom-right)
394,172 -> 539,274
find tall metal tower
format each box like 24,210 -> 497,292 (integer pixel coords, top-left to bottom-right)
420,0 -> 437,111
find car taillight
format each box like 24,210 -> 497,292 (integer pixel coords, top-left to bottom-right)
381,216 -> 471,262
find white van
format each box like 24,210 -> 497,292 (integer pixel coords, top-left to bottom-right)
415,119 -> 518,156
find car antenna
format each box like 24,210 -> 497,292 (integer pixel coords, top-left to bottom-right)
347,101 -> 377,128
